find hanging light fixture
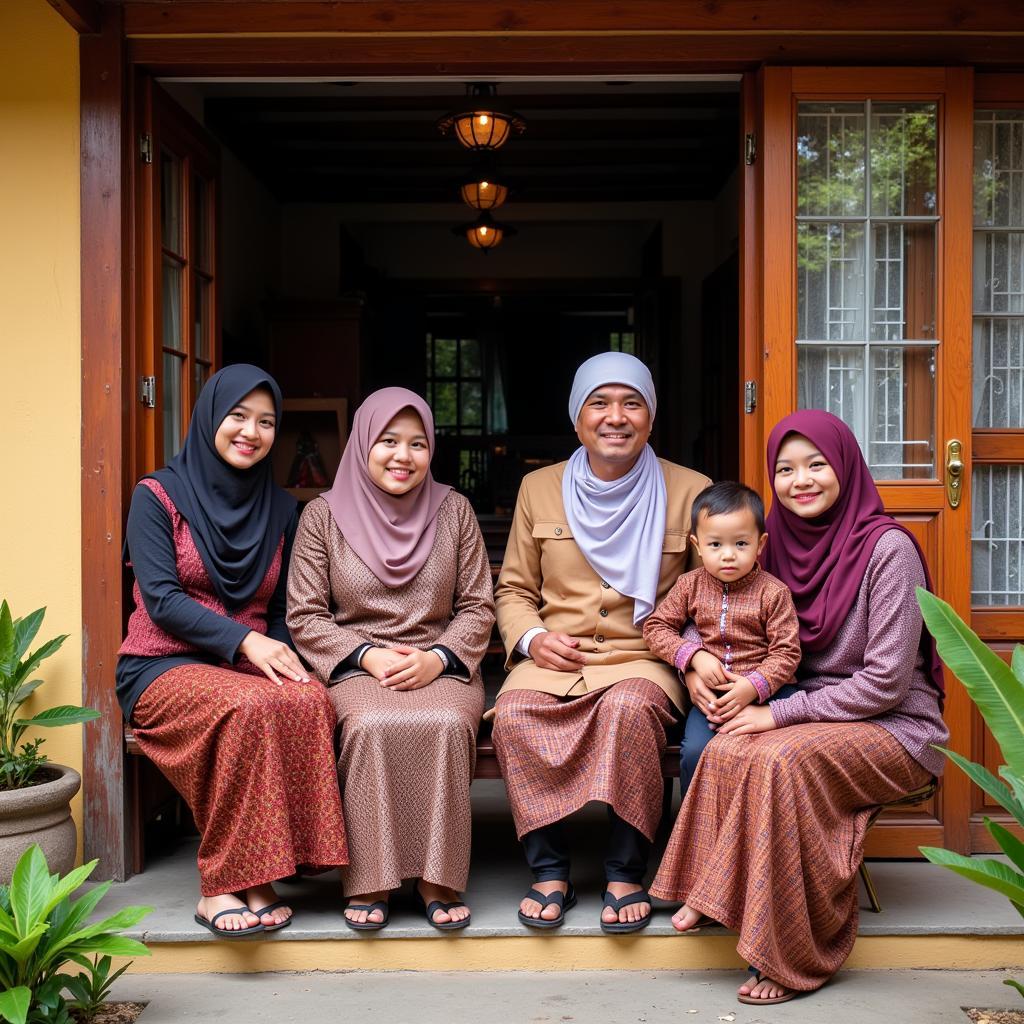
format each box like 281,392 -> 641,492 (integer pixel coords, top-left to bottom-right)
453,211 -> 516,252
437,84 -> 526,151
460,160 -> 509,210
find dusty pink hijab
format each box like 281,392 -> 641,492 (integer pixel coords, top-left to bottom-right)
323,387 -> 451,588
762,409 -> 944,699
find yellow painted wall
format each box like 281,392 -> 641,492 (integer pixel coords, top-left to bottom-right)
0,0 -> 83,852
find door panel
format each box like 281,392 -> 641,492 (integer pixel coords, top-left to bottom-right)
760,67 -> 975,855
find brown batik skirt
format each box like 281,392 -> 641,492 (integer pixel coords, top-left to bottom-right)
650,721 -> 930,992
329,674 -> 485,897
131,663 -> 349,896
492,677 -> 675,841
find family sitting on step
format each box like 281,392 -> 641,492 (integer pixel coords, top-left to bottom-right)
115,352 -> 947,1007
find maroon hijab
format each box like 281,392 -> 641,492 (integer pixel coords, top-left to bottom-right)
762,409 -> 945,698
323,387 -> 451,588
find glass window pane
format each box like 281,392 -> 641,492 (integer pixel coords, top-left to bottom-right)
193,273 -> 211,360
869,103 -> 938,217
162,258 -> 183,352
797,223 -> 865,341
432,382 -> 456,427
973,230 -> 1024,315
973,465 -> 1024,606
974,110 -> 1024,229
194,362 -> 209,409
162,351 -> 184,464
798,345 -> 866,440
434,339 -> 457,378
192,173 -> 210,271
460,382 -> 482,428
870,223 -> 936,340
973,318 -> 1024,428
797,103 -> 866,217
867,345 -> 935,479
460,338 -> 481,378
161,150 -> 182,255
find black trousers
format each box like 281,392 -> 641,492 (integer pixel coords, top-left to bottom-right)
521,807 -> 650,885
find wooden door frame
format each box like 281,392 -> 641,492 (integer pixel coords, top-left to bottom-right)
79,8 -> 1024,878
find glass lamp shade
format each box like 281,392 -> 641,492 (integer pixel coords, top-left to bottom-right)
454,111 -> 512,150
460,175 -> 509,210
454,211 -> 516,252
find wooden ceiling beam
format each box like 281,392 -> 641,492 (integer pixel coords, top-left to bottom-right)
124,1 -> 1024,37
45,0 -> 102,34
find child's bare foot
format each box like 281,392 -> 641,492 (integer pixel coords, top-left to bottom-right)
670,902 -> 704,932
196,894 -> 260,932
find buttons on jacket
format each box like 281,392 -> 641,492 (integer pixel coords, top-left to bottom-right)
554,526 -> 563,536
599,608 -> 609,617
595,634 -> 605,643
600,580 -> 610,589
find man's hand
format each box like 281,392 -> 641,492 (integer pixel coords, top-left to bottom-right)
528,632 -> 589,672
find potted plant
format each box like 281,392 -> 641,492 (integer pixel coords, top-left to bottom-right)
0,843 -> 152,1024
0,601 -> 100,883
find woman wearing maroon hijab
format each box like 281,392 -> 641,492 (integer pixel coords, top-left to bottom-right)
650,409 -> 948,1005
287,388 -> 495,931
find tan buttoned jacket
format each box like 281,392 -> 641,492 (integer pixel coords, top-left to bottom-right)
492,458 -> 711,716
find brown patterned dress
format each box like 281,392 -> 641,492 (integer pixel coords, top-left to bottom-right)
287,492 -> 494,896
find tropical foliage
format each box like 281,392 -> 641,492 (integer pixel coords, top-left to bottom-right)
916,587 -> 1024,1001
0,601 -> 99,790
0,844 -> 151,1024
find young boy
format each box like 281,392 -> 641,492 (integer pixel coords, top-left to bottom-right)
643,481 -> 801,799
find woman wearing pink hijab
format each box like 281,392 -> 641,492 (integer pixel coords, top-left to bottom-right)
287,388 -> 494,931
651,410 -> 948,1006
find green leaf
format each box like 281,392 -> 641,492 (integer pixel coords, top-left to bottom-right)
39,861 -> 96,920
45,886 -> 108,952
917,589 -> 1024,773
13,680 -> 44,705
9,846 -> 51,935
1004,978 -> 1024,999
987,818 -> 1024,873
920,845 -> 1024,904
67,935 -> 150,958
936,746 -> 1024,827
0,986 -> 29,1024
11,636 -> 68,690
0,602 -> 15,679
12,610 -> 45,665
1003,768 -> 1024,806
15,707 -> 100,731
4,924 -> 48,967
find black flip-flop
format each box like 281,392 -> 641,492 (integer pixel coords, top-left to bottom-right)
517,883 -> 577,930
737,967 -> 798,1005
194,906 -> 265,939
415,888 -> 471,932
599,889 -> 652,934
343,900 -> 390,931
249,900 -> 292,932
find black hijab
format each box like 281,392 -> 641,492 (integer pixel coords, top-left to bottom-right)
146,364 -> 296,610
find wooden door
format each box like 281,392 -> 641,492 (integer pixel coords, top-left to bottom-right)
134,80 -> 220,479
968,74 -> 1024,852
758,68 -> 975,855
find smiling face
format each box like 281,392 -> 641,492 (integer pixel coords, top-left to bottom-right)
773,432 -> 842,519
691,506 -> 767,584
367,408 -> 431,496
213,386 -> 277,469
574,383 -> 652,481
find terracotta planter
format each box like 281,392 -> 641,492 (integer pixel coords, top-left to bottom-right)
0,764 -> 81,883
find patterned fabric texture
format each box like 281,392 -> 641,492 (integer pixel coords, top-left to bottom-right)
329,675 -> 484,895
492,678 -> 674,841
650,721 -> 929,991
119,479 -> 282,661
287,490 -> 494,896
131,663 -> 349,896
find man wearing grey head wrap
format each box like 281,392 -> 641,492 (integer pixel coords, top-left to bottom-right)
492,352 -> 711,932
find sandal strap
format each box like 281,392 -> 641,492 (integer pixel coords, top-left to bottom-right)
347,900 -> 389,914
250,901 -> 288,917
426,899 -> 467,918
208,906 -> 256,925
602,889 -> 651,911
524,886 -> 570,909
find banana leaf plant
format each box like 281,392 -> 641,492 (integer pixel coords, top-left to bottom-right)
916,587 -> 1024,1001
0,844 -> 152,1024
0,601 -> 99,791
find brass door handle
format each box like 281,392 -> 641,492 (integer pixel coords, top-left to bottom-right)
946,439 -> 964,509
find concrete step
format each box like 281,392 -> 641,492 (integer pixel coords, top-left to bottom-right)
94,782 -> 1024,974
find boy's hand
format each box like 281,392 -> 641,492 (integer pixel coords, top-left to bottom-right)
707,671 -> 758,723
691,649 -> 728,687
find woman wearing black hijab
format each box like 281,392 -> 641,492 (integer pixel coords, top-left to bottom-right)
116,365 -> 348,938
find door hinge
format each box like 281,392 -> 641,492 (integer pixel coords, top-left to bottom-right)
744,132 -> 756,166
139,375 -> 156,408
139,133 -> 153,165
744,379 -> 757,414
